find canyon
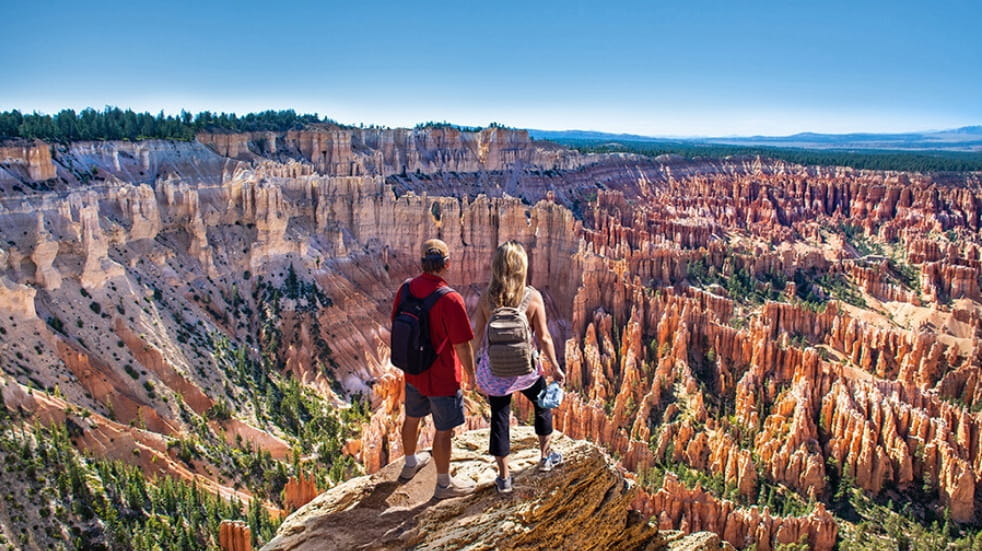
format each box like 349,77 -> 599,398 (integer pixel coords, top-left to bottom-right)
0,124 -> 980,548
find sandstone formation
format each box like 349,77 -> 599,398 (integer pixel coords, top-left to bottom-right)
0,127 -> 981,548
219,520 -> 253,551
283,472 -> 320,512
196,126 -> 594,177
261,427 -> 729,551
0,376 -> 256,504
640,473 -> 837,551
0,139 -> 57,182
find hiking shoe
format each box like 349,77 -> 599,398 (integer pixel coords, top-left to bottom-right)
398,451 -> 431,482
495,476 -> 514,494
539,451 -> 563,472
433,477 -> 476,500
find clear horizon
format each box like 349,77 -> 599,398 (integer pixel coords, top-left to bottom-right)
4,0 -> 980,137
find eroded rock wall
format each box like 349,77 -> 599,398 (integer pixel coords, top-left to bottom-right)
1,129 -> 981,548
197,126 -> 593,177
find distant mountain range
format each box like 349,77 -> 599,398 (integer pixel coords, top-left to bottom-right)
529,126 -> 982,152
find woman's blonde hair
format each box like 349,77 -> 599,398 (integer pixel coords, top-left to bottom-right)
486,240 -> 528,308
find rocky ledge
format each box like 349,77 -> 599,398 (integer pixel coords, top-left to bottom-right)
261,427 -> 731,551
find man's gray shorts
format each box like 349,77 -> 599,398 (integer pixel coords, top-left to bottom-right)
405,383 -> 465,431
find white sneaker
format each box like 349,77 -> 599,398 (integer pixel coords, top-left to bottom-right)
539,451 -> 563,472
433,476 -> 476,499
495,476 -> 514,494
398,451 -> 431,482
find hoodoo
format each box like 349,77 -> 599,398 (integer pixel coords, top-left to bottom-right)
1,124 -> 980,548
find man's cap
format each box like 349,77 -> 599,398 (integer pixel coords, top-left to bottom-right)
421,239 -> 450,261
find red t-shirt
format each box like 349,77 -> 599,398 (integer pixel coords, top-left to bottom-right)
391,273 -> 474,397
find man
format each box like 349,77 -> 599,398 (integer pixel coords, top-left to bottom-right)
392,238 -> 477,499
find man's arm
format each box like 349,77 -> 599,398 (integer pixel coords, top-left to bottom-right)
441,288 -> 477,391
454,340 -> 476,390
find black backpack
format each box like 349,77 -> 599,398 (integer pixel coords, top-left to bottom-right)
390,280 -> 454,375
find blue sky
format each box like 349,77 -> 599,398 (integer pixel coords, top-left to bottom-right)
4,0 -> 980,136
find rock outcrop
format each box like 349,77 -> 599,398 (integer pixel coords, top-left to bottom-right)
261,427 -> 730,551
0,139 -> 57,182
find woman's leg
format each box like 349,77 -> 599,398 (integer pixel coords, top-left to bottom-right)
494,455 -> 510,481
488,392 -> 513,478
519,377 -> 553,459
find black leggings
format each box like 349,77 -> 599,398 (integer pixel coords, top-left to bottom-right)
488,376 -> 553,457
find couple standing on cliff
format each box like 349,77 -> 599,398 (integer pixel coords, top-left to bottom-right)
392,238 -> 566,499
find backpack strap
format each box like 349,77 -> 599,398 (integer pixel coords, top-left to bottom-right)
421,284 -> 455,356
421,284 -> 454,310
399,278 -> 453,308
517,286 -> 534,314
397,279 -> 413,306
519,287 -> 537,350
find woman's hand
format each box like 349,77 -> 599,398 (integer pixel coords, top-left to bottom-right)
554,367 -> 567,386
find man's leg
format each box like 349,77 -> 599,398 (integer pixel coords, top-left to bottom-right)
399,384 -> 432,481
402,415 -> 422,456
432,428 -> 452,476
430,390 -> 475,498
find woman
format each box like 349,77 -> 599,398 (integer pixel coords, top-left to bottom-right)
473,240 -> 566,494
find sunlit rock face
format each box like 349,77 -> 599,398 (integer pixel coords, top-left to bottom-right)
1,126 -> 981,548
196,126 -> 591,176
261,427 -> 732,551
0,139 -> 57,181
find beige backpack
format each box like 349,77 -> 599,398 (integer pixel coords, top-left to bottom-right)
487,287 -> 537,377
